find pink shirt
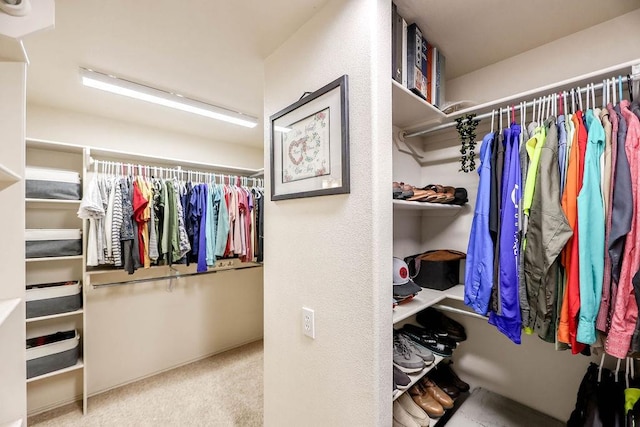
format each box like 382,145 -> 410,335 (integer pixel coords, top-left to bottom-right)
606,100 -> 640,357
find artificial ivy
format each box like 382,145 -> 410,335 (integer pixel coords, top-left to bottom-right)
455,113 -> 480,173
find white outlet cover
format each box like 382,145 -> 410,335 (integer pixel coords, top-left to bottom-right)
302,307 -> 315,339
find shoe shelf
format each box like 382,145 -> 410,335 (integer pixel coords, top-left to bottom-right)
393,354 -> 445,402
393,285 -> 464,325
393,200 -> 463,214
26,358 -> 83,383
392,80 -> 446,129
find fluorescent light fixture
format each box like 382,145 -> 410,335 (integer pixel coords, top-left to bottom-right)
80,68 -> 258,128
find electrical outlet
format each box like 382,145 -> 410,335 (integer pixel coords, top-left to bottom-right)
302,307 -> 315,339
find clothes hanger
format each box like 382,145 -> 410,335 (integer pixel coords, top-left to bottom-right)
591,83 -> 596,110
597,353 -> 606,383
616,358 -> 622,382
612,77 -> 617,107
618,75 -> 623,102
627,74 -> 634,102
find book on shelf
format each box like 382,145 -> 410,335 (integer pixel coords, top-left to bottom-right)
406,23 -> 427,100
401,17 -> 407,86
424,39 -> 433,105
436,49 -> 446,108
391,3 -> 403,84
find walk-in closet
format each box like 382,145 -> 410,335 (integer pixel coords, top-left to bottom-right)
2,1 -> 640,426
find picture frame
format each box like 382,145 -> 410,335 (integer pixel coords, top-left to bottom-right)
270,75 -> 350,201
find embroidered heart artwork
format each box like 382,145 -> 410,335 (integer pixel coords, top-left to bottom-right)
288,137 -> 308,166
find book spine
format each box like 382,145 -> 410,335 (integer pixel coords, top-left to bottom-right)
406,23 -> 425,100
438,50 -> 446,108
392,3 -> 404,84
425,41 -> 433,104
431,46 -> 438,106
421,37 -> 428,100
392,3 -> 397,82
401,18 -> 407,86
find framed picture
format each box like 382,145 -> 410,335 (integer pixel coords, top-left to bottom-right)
270,75 -> 350,201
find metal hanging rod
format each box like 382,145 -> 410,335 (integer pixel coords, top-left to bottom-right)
405,72 -> 639,139
92,263 -> 263,289
91,158 -> 264,187
431,303 -> 488,320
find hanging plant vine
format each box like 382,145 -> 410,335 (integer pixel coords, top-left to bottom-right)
455,113 -> 480,173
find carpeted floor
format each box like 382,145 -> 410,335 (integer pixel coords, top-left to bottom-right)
28,340 -> 263,427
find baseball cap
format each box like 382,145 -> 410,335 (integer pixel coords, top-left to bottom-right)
393,257 -> 422,298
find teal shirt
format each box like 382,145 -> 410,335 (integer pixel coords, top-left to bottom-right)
205,183 -> 217,266
576,109 -> 606,345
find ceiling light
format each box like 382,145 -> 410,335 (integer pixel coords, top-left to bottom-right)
80,68 -> 258,128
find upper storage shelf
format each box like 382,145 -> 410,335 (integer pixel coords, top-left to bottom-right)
392,81 -> 446,130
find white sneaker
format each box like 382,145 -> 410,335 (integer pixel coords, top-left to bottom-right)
393,400 -> 421,427
398,392 -> 430,426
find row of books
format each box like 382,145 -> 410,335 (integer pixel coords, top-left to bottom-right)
392,3 -> 445,109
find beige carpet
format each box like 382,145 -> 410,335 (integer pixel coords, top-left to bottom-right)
28,340 -> 263,427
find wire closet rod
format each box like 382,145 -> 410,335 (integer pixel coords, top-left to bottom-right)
406,72 -> 639,138
92,158 -> 264,187
92,263 -> 263,289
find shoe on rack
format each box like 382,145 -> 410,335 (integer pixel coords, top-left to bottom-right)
421,378 -> 454,409
402,324 -> 457,348
398,393 -> 431,427
409,384 -> 445,418
428,367 -> 460,399
395,330 -> 435,365
394,333 -> 426,374
416,307 -> 467,342
440,362 -> 470,392
401,325 -> 455,357
393,400 -> 421,427
394,365 -> 411,390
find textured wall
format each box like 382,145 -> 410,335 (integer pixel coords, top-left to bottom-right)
447,9 -> 640,105
263,0 -> 392,425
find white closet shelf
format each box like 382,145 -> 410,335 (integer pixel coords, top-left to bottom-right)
26,255 -> 83,263
0,163 -> 21,191
393,284 -> 464,325
1,418 -> 23,427
26,198 -> 81,208
393,200 -> 463,213
392,80 -> 446,130
26,358 -> 83,383
0,298 -> 21,327
393,354 -> 445,402
26,309 -> 83,323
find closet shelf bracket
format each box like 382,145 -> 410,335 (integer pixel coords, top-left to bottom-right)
393,129 -> 423,162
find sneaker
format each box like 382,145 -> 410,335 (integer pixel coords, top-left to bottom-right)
403,324 -> 457,348
393,400 -> 421,427
394,365 -> 411,390
398,393 -> 431,426
416,307 -> 467,342
394,334 -> 425,374
401,325 -> 455,357
397,331 -> 435,365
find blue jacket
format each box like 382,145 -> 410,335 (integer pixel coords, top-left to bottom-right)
489,123 -> 523,344
465,132 -> 495,315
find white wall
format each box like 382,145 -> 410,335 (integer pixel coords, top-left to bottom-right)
263,0 -> 392,425
25,104 -> 265,414
447,9 -> 640,105
0,62 -> 27,426
27,104 -> 263,170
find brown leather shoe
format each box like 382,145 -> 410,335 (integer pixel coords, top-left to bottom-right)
421,378 -> 454,409
409,384 -> 445,418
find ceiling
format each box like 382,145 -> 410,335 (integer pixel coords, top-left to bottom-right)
21,0 -> 640,149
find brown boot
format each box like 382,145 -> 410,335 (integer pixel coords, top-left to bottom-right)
421,378 -> 454,409
409,383 -> 445,418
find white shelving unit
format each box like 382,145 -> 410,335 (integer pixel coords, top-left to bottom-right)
393,199 -> 463,213
392,80 -> 445,130
25,139 -> 87,416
